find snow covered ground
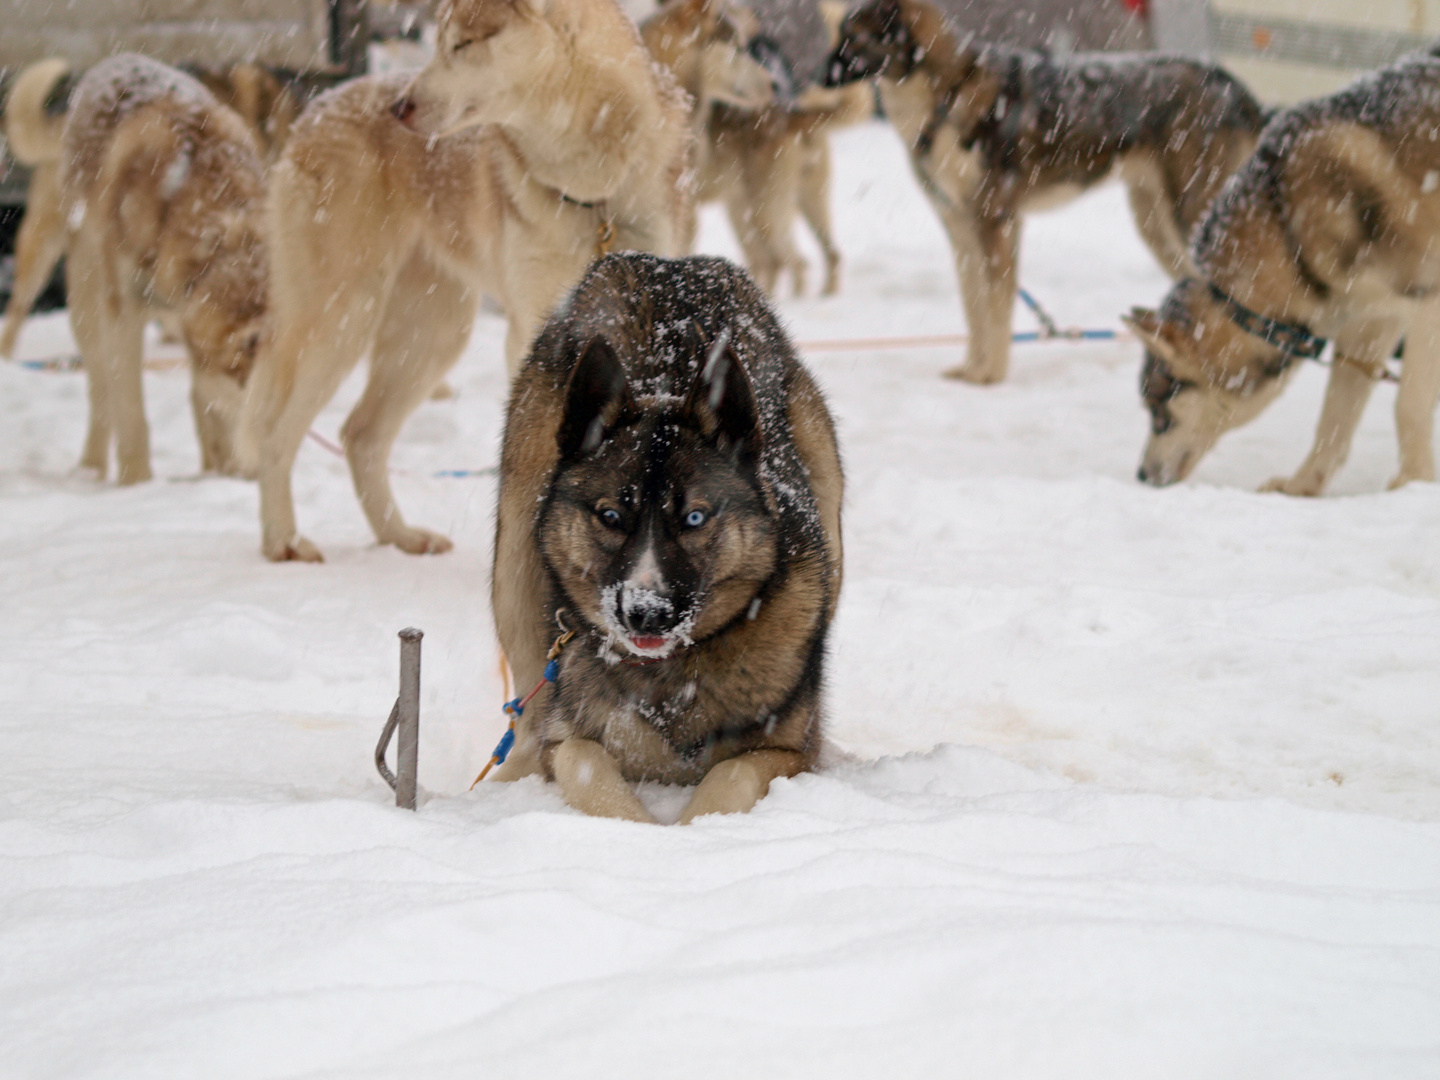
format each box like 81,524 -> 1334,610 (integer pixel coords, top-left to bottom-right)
2,121 -> 1438,1077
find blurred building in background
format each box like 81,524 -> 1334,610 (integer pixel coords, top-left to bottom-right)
1153,0 -> 1439,102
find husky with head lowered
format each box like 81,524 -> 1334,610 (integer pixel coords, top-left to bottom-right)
491,253 -> 843,824
1127,51 -> 1440,494
822,0 -> 1267,384
21,55 -> 267,482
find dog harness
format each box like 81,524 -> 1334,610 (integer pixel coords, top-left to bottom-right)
1206,282 -> 1327,362
1205,281 -> 1401,382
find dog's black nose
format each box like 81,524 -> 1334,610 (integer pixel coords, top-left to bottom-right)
623,605 -> 671,636
391,97 -> 416,125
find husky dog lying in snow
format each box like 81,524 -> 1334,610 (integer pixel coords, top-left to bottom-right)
11,55 -> 267,483
0,58 -> 300,363
1127,51 -> 1440,494
822,0 -> 1268,383
491,253 -> 843,823
239,0 -> 693,563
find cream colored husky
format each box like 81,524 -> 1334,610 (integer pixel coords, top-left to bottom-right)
37,55 -> 267,482
240,0 -> 693,562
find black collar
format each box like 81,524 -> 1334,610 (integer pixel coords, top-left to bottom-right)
1207,282 -> 1327,363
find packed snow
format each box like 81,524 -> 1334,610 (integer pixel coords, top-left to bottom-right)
2,120 -> 1438,1077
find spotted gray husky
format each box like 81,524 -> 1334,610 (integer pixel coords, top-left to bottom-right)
491,253 -> 843,823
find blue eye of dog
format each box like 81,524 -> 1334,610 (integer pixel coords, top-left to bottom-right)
598,508 -> 623,529
684,509 -> 708,528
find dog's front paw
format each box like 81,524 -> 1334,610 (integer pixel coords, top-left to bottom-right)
387,526 -> 453,556
1259,474 -> 1324,497
264,534 -> 324,563
942,362 -> 1005,385
1387,468 -> 1434,491
115,462 -> 153,486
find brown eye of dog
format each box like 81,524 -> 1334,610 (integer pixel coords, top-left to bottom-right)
452,38 -> 475,53
598,507 -> 623,529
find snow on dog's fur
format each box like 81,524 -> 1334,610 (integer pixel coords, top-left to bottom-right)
491,253 -> 843,823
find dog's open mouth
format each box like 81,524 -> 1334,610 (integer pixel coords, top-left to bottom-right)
628,635 -> 670,652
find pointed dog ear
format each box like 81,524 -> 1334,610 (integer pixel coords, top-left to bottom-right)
557,338 -> 631,459
1122,307 -> 1184,363
685,331 -> 763,464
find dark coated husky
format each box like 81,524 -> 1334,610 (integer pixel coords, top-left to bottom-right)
822,0 -> 1267,384
491,253 -> 843,823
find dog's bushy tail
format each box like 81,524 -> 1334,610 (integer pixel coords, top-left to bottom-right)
4,59 -> 71,165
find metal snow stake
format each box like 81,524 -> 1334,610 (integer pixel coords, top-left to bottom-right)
374,627 -> 422,810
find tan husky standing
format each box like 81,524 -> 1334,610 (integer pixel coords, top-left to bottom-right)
641,0 -> 872,296
698,0 -> 874,297
1,58 -> 300,362
823,0 -> 1268,383
1127,52 -> 1440,494
47,55 -> 267,482
240,0 -> 693,563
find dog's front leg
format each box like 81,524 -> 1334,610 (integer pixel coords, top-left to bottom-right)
549,739 -> 656,823
941,205 -> 1019,385
677,749 -> 806,824
1391,313 -> 1440,488
1261,356 -> 1375,496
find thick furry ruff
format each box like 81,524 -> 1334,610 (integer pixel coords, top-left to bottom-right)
491,253 -> 843,823
58,54 -> 267,484
1128,52 -> 1440,495
238,0 -> 694,564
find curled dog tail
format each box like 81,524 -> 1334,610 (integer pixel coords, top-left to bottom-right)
4,59 -> 72,165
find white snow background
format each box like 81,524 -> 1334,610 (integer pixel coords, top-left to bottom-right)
2,122 -> 1438,1077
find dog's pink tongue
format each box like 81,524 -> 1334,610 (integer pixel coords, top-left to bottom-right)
630,636 -> 667,652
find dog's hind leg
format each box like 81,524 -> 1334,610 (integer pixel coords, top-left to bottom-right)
1260,357 -> 1377,496
342,254 -> 477,554
251,286 -> 388,562
107,298 -> 153,485
0,162 -> 66,359
725,192 -> 782,295
1122,154 -> 1195,280
66,236 -> 150,483
798,134 -> 842,296
64,250 -> 113,477
677,749 -> 806,823
1391,306 -> 1440,489
941,207 -> 1019,384
550,739 -> 656,823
